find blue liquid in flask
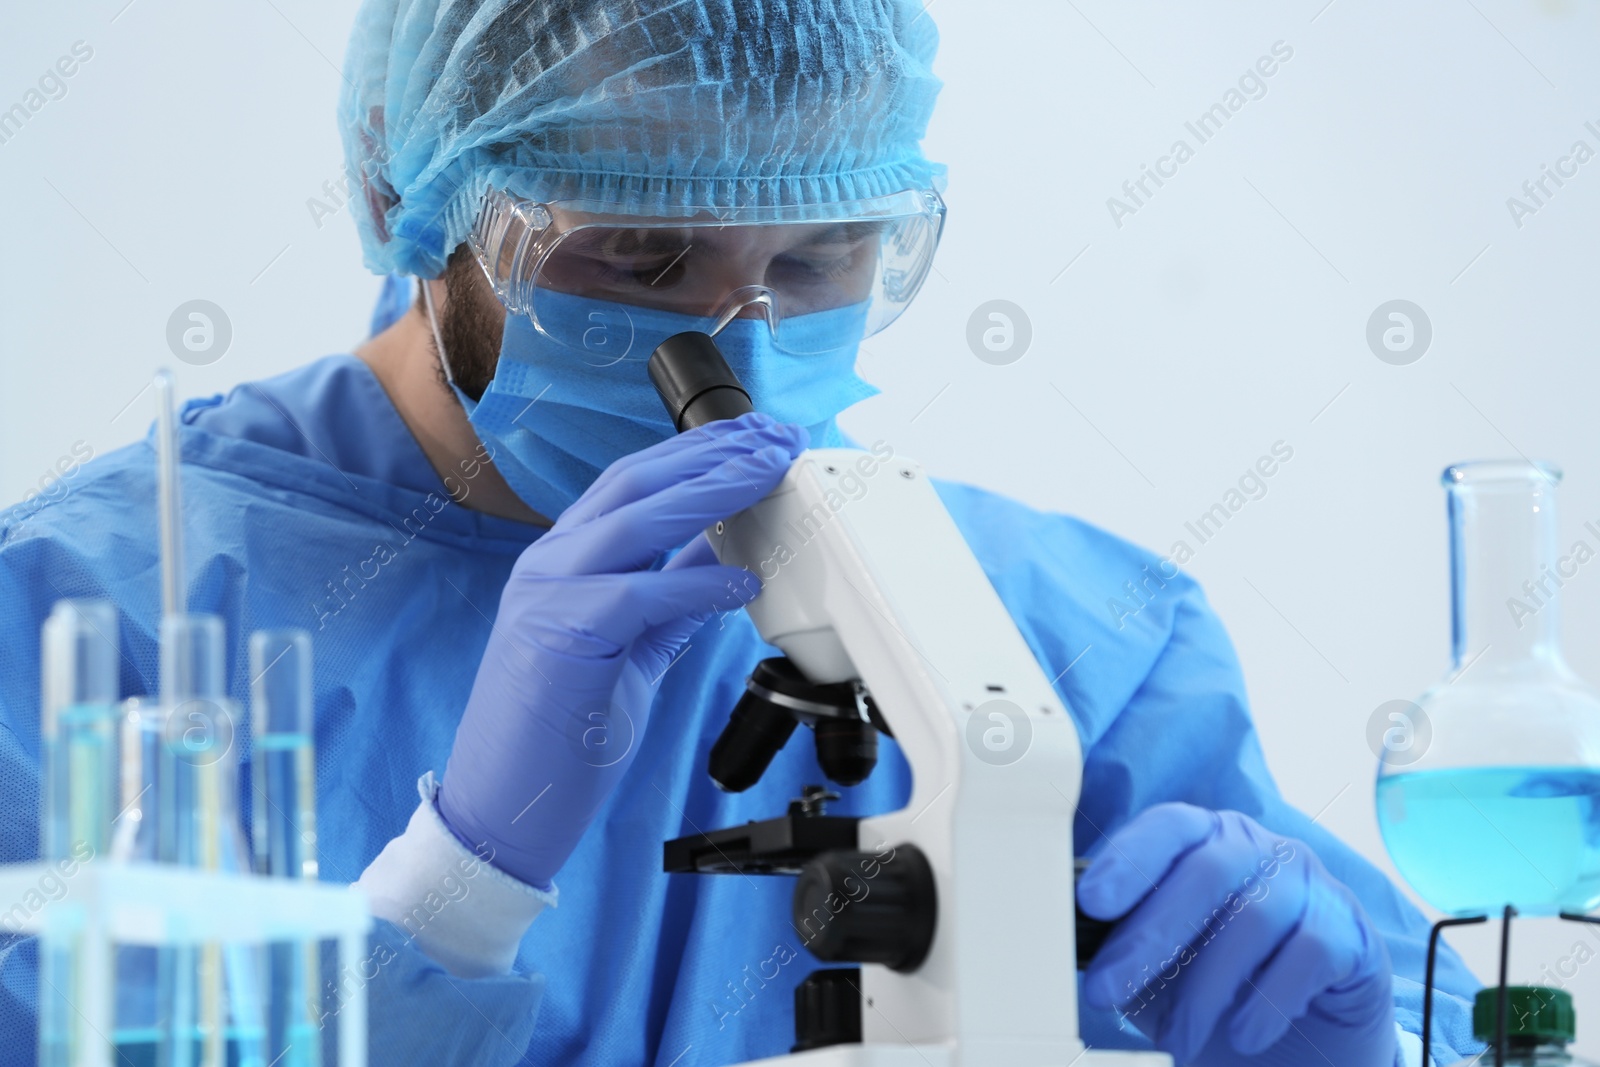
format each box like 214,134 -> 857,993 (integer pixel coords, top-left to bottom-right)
1377,765 -> 1600,917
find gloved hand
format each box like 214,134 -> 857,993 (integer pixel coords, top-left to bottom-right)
437,412 -> 808,888
1078,804 -> 1396,1067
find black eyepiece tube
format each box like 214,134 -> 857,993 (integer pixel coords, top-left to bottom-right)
649,331 -> 754,431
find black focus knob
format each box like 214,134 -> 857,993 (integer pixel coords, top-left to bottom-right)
792,844 -> 936,973
791,968 -> 862,1053
1074,856 -> 1121,969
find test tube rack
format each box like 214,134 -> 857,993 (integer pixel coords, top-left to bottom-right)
0,861 -> 369,1067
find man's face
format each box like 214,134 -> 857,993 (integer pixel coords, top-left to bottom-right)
435,218 -> 885,401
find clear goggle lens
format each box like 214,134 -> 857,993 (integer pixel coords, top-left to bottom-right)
467,188 -> 945,357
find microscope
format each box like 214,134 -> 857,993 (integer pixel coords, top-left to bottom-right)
650,332 -> 1170,1067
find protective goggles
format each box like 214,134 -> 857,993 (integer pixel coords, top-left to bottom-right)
466,187 -> 946,356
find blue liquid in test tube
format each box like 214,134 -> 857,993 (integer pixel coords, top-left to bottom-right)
251,629 -> 321,1067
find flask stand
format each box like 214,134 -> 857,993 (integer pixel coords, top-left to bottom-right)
1422,907 -> 1600,1067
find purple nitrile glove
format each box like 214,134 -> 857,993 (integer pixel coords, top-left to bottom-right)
1079,804 -> 1396,1067
438,412 -> 808,888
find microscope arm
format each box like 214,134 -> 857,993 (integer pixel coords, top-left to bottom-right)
709,447 -> 1169,1066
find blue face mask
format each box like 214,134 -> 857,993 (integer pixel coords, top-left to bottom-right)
454,288 -> 878,521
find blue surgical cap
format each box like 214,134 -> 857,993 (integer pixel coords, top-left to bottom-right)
338,0 -> 946,279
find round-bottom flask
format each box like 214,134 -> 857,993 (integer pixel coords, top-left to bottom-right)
1377,461 -> 1600,918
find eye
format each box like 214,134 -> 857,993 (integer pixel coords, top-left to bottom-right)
545,228 -> 697,292
629,253 -> 690,289
772,241 -> 872,284
561,253 -> 689,291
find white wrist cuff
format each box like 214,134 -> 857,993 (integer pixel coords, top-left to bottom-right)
1397,1024 -> 1424,1067
354,772 -> 556,978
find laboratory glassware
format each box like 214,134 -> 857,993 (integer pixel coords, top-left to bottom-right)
251,629 -> 322,1067
38,599 -> 120,1067
1377,461 -> 1600,919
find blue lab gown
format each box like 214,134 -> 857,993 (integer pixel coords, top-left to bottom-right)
0,354 -> 1482,1065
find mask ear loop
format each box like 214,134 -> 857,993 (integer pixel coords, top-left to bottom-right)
420,276 -> 456,386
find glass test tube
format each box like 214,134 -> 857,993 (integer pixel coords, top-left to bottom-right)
251,630 -> 321,1067
154,369 -> 185,619
112,698 -> 165,1062
157,614 -> 264,1067
112,697 -> 162,864
41,599 -> 120,859
39,599 -> 120,1067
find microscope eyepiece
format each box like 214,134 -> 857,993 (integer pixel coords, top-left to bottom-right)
648,331 -> 753,431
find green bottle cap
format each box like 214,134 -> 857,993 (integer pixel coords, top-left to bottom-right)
1473,986 -> 1575,1045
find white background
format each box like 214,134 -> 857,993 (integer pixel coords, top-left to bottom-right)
4,0 -> 1600,1057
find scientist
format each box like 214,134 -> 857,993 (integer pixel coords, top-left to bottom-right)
0,1 -> 1483,1064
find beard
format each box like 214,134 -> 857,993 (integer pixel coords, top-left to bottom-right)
432,246 -> 506,403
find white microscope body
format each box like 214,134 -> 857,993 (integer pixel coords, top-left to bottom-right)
706,446 -> 1169,1067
